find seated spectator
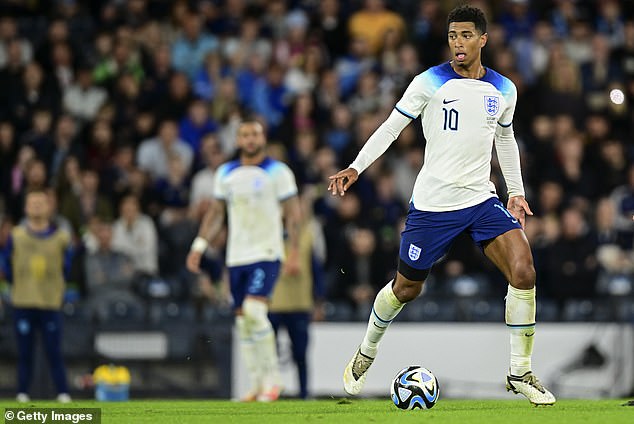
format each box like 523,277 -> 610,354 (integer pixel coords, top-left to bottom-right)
609,164 -> 634,236
63,66 -> 107,123
171,10 -> 218,80
137,119 -> 193,181
19,109 -> 54,161
348,0 -> 405,56
85,120 -> 116,174
9,61 -> 61,133
112,194 -> 158,276
153,155 -> 190,227
83,219 -> 139,320
189,134 -> 225,220
9,158 -> 48,223
594,197 -> 634,296
544,207 -> 598,303
60,168 -> 112,235
178,99 -> 217,155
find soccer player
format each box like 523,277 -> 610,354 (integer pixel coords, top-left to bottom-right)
328,5 -> 556,406
2,189 -> 73,403
186,120 -> 301,402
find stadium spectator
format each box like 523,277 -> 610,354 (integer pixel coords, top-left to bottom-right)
83,218 -> 138,321
171,10 -> 218,80
189,134 -> 225,219
9,158 -> 48,223
0,17 -> 32,68
0,39 -> 28,115
152,154 -> 191,228
544,206 -> 598,302
63,66 -> 108,123
59,168 -> 112,235
48,114 -> 82,182
137,119 -> 193,181
178,98 -> 217,155
112,194 -> 158,276
348,0 -> 405,56
10,62 -> 61,133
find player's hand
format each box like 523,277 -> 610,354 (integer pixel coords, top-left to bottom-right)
328,168 -> 358,196
186,250 -> 203,273
282,248 -> 301,276
507,195 -> 533,229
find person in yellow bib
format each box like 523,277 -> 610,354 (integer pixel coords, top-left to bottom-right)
2,188 -> 74,403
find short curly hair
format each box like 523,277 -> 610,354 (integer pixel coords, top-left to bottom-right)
447,5 -> 487,35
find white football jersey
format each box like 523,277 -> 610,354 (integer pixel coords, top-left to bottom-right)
395,62 -> 517,211
214,157 -> 298,266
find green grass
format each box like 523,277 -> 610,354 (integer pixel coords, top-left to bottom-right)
1,399 -> 633,423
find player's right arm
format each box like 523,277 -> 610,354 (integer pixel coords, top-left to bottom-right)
186,199 -> 226,273
328,72 -> 430,196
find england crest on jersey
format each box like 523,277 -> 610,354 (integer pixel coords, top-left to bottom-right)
484,95 -> 499,116
408,243 -> 422,261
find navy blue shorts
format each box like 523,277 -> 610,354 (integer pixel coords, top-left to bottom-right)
399,197 -> 521,272
229,260 -> 281,309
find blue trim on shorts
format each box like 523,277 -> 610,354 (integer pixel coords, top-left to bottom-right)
399,197 -> 522,271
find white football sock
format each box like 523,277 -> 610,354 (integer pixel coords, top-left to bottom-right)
505,285 -> 536,376
236,315 -> 261,391
243,298 -> 280,389
360,281 -> 405,358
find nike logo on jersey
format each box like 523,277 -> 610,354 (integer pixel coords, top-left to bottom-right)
525,332 -> 535,337
443,98 -> 459,104
511,219 -> 518,224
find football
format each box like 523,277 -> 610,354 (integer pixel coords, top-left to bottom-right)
390,366 -> 440,410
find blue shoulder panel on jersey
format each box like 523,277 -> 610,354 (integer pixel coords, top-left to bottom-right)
258,157 -> 290,177
217,159 -> 241,178
419,62 -> 458,92
480,67 -> 514,101
257,156 -> 276,172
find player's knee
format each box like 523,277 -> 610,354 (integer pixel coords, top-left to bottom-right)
242,297 -> 271,330
510,260 -> 536,290
393,275 -> 424,303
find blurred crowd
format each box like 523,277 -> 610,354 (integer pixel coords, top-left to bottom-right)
1,0 -> 634,320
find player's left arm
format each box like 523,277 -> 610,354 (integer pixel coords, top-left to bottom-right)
494,82 -> 533,228
278,164 -> 301,275
282,195 -> 301,276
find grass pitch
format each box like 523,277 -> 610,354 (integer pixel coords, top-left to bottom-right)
1,399 -> 633,423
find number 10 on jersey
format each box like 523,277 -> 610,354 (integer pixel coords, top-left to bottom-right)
443,108 -> 459,131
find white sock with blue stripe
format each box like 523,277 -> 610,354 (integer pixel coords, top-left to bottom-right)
360,281 -> 404,358
506,285 -> 536,376
243,298 -> 280,390
236,315 -> 261,392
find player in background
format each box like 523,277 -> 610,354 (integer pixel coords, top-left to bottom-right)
186,120 -> 301,402
2,189 -> 73,403
329,5 -> 555,406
